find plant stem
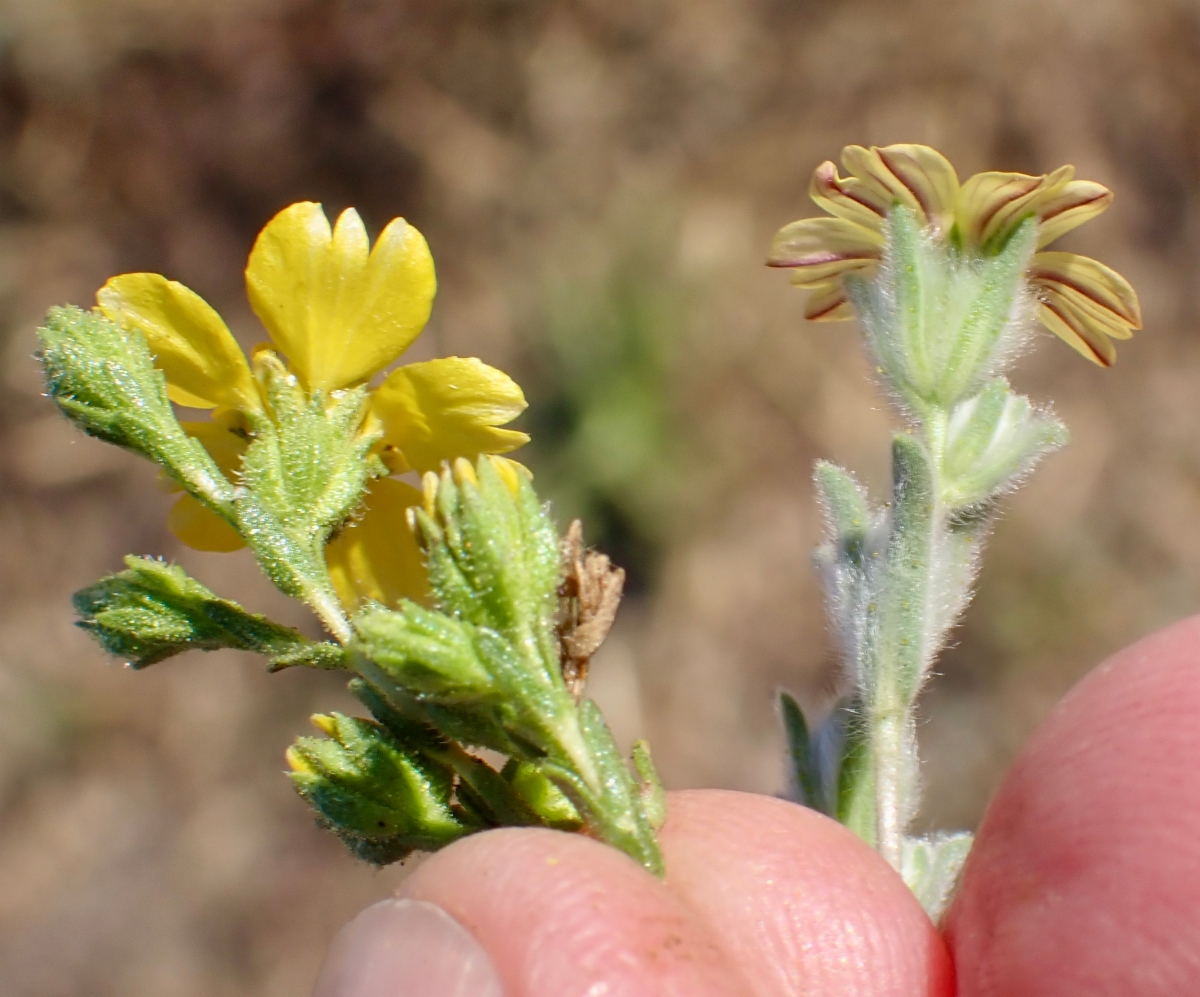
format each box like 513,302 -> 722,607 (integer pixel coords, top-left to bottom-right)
866,422 -> 946,870
307,585 -> 353,644
871,702 -> 907,870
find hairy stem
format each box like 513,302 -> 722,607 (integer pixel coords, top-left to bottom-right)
306,585 -> 353,645
867,424 -> 947,869
871,706 -> 906,869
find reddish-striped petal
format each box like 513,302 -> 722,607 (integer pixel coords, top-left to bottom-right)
1036,286 -> 1125,366
768,216 -> 883,283
809,160 -> 889,232
1030,251 -> 1141,327
1035,180 -> 1114,248
800,279 -> 856,322
839,145 -> 959,234
873,144 -> 960,235
957,167 -> 1072,251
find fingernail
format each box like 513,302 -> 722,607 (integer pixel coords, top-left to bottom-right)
313,898 -> 503,997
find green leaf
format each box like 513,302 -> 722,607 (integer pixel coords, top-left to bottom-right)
942,379 -> 1068,509
814,461 -> 871,565
74,555 -> 347,670
288,712 -> 475,863
631,739 -> 666,830
349,677 -> 538,828
876,433 -> 937,701
902,831 -> 974,922
503,759 -> 583,830
412,459 -> 560,645
234,353 -> 382,622
37,306 -> 236,518
936,218 -> 1036,404
352,602 -> 494,700
780,691 -> 830,815
836,708 -> 876,846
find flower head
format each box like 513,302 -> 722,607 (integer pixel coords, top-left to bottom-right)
97,202 -> 529,608
769,144 -> 1141,365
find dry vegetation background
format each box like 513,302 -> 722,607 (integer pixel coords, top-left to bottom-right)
2,0 -> 1200,992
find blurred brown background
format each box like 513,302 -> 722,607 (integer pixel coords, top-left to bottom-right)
1,0 -> 1199,992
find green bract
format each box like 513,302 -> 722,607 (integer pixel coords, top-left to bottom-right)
349,460 -> 664,873
288,712 -> 473,864
74,556 -> 347,671
38,306 -> 236,520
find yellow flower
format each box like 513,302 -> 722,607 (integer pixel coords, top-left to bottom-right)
768,144 -> 1142,366
97,201 -> 529,608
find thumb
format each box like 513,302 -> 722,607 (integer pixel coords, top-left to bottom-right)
312,897 -> 503,997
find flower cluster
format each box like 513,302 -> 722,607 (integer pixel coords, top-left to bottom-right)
97,203 -> 528,609
768,144 -> 1141,365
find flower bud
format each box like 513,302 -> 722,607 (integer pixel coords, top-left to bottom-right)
287,712 -> 470,861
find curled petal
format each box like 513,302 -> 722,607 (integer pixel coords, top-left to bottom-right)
1037,278 -> 1135,343
1029,252 -> 1141,328
167,495 -> 245,552
246,202 -> 436,391
325,478 -> 428,610
97,273 -> 259,411
808,160 -> 889,231
873,145 -> 961,235
373,357 -> 529,474
768,216 -> 883,284
1035,180 -> 1114,248
839,145 -> 960,235
1037,286 -> 1128,366
799,279 -> 856,322
957,166 -> 1072,251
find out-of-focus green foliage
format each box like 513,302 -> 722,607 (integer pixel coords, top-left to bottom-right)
523,254 -> 687,591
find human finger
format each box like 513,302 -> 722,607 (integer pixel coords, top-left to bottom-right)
400,823 -> 754,997
659,789 -> 954,997
946,613 -> 1200,996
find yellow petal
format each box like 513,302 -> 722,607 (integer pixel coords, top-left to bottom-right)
245,202 -> 437,391
1035,181 -> 1114,248
325,478 -> 428,609
373,357 -> 530,474
163,414 -> 249,551
179,415 -> 249,479
800,279 -> 856,322
767,216 -> 883,283
1029,252 -> 1141,328
167,494 -> 246,552
808,160 -> 889,232
97,273 -> 259,411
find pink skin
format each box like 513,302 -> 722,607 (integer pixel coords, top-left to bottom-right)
353,615 -> 1200,995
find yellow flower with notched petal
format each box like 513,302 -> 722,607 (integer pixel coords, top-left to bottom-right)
97,201 -> 529,609
768,144 -> 1141,366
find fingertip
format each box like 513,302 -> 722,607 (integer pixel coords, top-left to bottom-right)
947,614 -> 1200,996
401,826 -> 753,997
660,790 -> 954,997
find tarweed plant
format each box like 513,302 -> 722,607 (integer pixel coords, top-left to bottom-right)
39,145 -> 1137,919
770,144 -> 1138,915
